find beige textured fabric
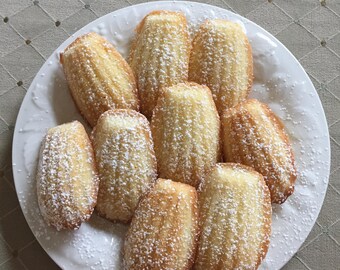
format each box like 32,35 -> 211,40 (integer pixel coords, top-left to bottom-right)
0,0 -> 339,269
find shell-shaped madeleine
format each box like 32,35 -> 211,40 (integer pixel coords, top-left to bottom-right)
91,109 -> 157,223
124,179 -> 199,270
129,10 -> 190,118
36,121 -> 99,231
194,163 -> 271,270
189,19 -> 253,114
222,99 -> 297,203
151,82 -> 220,188
60,32 -> 139,127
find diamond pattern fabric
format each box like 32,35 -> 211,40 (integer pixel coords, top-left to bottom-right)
0,1 -> 339,269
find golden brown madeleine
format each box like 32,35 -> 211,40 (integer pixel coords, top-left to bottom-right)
151,82 -> 220,188
60,32 -> 139,127
36,121 -> 99,231
194,163 -> 271,270
129,10 -> 190,118
91,109 -> 157,223
124,179 -> 199,270
189,19 -> 253,114
222,99 -> 297,203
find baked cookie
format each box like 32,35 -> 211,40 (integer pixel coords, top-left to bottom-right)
92,109 -> 157,223
189,19 -> 253,114
151,82 -> 220,187
221,99 -> 296,203
129,10 -> 190,118
194,163 -> 271,270
124,179 -> 199,270
36,121 -> 99,231
60,32 -> 139,127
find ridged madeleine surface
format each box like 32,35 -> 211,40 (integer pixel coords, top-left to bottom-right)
60,32 -> 139,127
151,82 -> 220,188
92,109 -> 157,223
194,163 -> 271,270
36,121 -> 99,231
189,19 -> 253,114
129,10 -> 190,118
124,179 -> 199,270
222,99 -> 297,203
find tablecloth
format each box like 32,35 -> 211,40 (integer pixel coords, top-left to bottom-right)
0,0 -> 339,269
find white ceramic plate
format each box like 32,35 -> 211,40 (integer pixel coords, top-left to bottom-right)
12,1 -> 330,269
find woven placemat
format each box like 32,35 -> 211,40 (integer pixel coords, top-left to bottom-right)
0,1 -> 339,269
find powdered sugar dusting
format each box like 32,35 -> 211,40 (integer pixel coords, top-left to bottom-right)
222,99 -> 296,204
12,2 -> 330,270
196,163 -> 271,269
151,82 -> 220,188
129,10 -> 190,118
124,179 -> 198,269
189,19 -> 252,114
36,121 -> 99,231
92,109 -> 157,223
61,32 -> 139,127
